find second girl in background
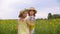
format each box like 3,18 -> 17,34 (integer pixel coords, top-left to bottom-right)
27,7 -> 37,34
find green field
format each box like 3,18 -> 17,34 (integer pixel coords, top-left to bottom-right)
0,19 -> 18,34
34,19 -> 60,34
0,19 -> 60,34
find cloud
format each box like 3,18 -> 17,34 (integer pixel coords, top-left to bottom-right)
0,0 -> 60,19
0,0 -> 35,19
35,7 -> 60,19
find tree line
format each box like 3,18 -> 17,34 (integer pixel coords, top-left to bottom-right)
48,13 -> 60,19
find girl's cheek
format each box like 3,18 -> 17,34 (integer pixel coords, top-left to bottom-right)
30,12 -> 33,14
25,14 -> 27,16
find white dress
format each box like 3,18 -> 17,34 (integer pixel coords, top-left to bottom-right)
27,16 -> 35,23
27,16 -> 35,34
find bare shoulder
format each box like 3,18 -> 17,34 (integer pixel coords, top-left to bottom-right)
18,18 -> 22,23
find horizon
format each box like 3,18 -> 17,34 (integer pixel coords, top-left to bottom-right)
0,0 -> 60,19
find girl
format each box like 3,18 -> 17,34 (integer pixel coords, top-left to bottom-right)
18,9 -> 29,34
27,7 -> 37,34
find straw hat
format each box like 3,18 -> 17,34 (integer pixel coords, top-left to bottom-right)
18,8 -> 28,17
28,7 -> 37,14
20,8 -> 28,12
28,7 -> 36,10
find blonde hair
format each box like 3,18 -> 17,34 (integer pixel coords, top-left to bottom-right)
18,9 -> 28,18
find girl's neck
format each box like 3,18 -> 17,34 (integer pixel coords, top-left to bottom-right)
20,17 -> 26,21
21,17 -> 26,19
29,15 -> 34,16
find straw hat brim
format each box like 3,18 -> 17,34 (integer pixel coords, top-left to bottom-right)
27,9 -> 37,14
27,7 -> 37,13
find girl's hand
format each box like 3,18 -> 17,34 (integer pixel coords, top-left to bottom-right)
27,23 -> 30,28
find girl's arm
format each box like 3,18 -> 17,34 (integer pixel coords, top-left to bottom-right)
26,19 -> 30,28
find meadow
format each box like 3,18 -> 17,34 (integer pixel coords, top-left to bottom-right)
0,19 -> 18,34
0,19 -> 60,34
34,19 -> 60,34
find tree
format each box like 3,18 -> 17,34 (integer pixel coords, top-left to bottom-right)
48,13 -> 60,19
53,14 -> 60,19
48,13 -> 52,19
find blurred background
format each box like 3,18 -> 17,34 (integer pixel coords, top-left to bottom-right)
0,0 -> 60,34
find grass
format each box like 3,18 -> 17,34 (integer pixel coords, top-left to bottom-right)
0,19 -> 60,34
0,19 -> 18,34
34,19 -> 60,34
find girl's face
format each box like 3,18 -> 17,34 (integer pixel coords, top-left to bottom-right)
22,12 -> 27,18
29,10 -> 34,16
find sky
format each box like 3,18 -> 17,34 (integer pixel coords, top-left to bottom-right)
0,0 -> 60,19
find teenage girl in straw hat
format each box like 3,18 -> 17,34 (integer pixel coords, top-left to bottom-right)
18,9 -> 29,34
27,7 -> 37,34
